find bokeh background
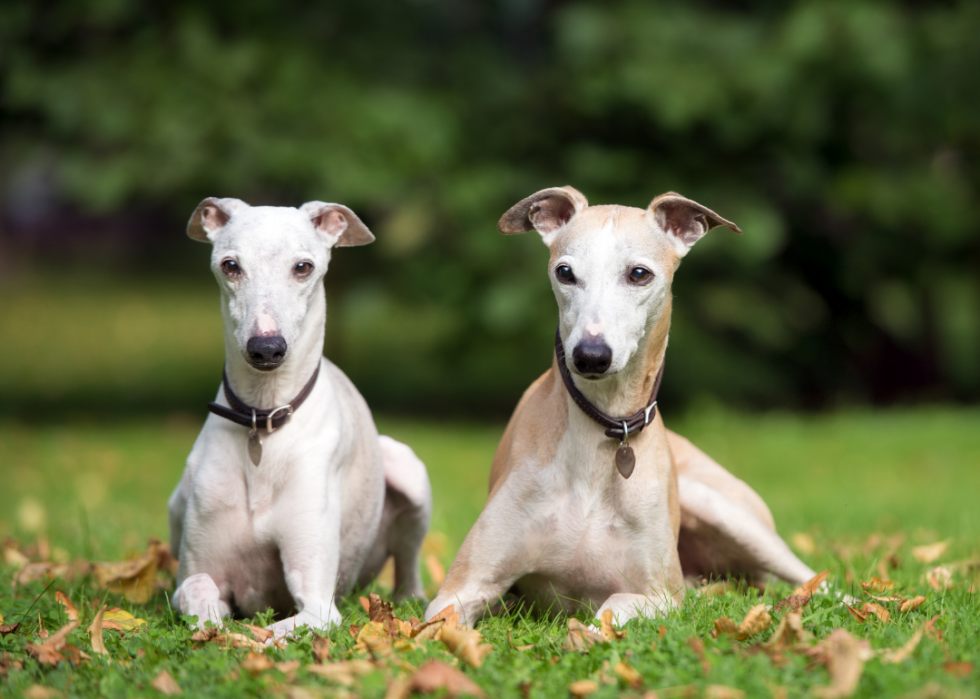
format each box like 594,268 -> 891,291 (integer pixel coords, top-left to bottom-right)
1,1 -> 979,557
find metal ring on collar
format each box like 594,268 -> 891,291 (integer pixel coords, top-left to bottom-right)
265,405 -> 294,434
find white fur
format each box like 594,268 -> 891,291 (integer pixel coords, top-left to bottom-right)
169,200 -> 432,639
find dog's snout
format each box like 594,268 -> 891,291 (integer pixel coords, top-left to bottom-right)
247,335 -> 287,369
572,340 -> 613,375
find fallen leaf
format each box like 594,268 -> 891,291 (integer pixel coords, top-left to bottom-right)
774,595 -> 811,612
569,679 -> 600,697
860,577 -> 894,594
93,543 -> 159,604
22,686 -> 62,699
912,541 -> 949,564
55,592 -> 79,621
704,686 -> 746,699
507,630 -> 533,651
599,609 -> 627,641
812,629 -> 872,699
860,602 -> 890,623
306,659 -> 375,686
714,604 -> 771,640
614,661 -> 642,688
846,605 -> 868,623
791,532 -> 816,556
189,626 -> 220,642
355,621 -> 393,655
943,661 -> 973,678
900,596 -> 927,613
368,593 -> 410,638
870,594 -> 903,603
1,652 -> 24,675
793,569 -> 830,597
410,660 -> 484,697
440,624 -> 493,667
880,628 -> 923,664
767,611 -> 804,652
687,637 -> 710,675
102,608 -> 148,633
312,633 -> 330,662
3,546 -> 31,567
88,605 -> 109,656
926,566 -> 953,591
26,620 -> 79,665
426,554 -> 446,589
924,616 -> 943,642
0,622 -> 21,636
241,652 -> 275,676
151,669 -> 182,695
277,660 -> 301,674
563,619 -> 605,651
212,633 -> 266,651
236,622 -> 274,643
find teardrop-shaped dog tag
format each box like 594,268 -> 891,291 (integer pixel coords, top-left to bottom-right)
248,429 -> 263,466
615,444 -> 635,479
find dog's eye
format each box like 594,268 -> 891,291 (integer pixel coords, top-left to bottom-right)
555,265 -> 576,284
294,261 -> 314,276
221,259 -> 241,276
628,267 -> 652,284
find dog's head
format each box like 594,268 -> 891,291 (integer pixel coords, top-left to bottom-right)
499,186 -> 740,380
187,198 -> 374,371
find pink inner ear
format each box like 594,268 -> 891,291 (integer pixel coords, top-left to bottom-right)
530,197 -> 576,233
659,201 -> 707,246
201,205 -> 229,231
314,209 -> 348,238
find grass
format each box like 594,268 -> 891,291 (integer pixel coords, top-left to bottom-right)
2,407 -> 979,697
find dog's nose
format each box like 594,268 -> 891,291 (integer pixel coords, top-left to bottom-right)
247,335 -> 287,367
572,340 -> 613,375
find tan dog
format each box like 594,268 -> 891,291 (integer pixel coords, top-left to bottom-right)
425,186 -> 815,625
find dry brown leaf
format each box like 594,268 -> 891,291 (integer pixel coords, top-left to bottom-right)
426,554 -> 446,589
507,630 -> 534,651
368,593 -> 410,638
88,605 -> 109,656
212,633 -> 267,651
385,677 -> 412,699
793,569 -> 830,597
236,622 -> 274,644
614,661 -> 642,688
880,628 -> 924,664
55,592 -> 78,622
27,620 -> 79,666
0,622 -> 21,637
926,566 -> 953,591
599,609 -> 627,641
812,629 -> 872,699
359,596 -> 371,612
93,543 -> 159,604
563,618 -> 605,651
151,669 -> 182,695
900,596 -> 927,613
860,577 -> 894,594
845,605 -> 868,623
189,626 -> 220,642
22,686 -> 62,699
410,660 -> 484,697
569,679 -> 600,697
714,604 -> 771,640
912,541 -> 949,564
2,545 -> 30,567
687,637 -> 710,675
704,686 -> 746,699
924,616 -> 943,642
277,659 -> 301,674
440,624 -> 493,667
241,652 -> 275,676
312,633 -> 330,662
774,595 -> 811,612
1,652 -> 24,675
870,594 -> 903,603
767,611 -> 804,652
860,602 -> 891,623
942,661 -> 973,678
306,659 -> 375,685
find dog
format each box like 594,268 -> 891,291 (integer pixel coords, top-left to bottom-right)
425,186 -> 816,625
168,197 -> 432,639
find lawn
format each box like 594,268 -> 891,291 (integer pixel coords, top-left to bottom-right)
2,407 -> 979,698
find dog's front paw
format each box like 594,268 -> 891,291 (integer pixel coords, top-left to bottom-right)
265,606 -> 342,643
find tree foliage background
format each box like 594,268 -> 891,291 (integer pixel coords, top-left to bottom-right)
1,0 -> 978,415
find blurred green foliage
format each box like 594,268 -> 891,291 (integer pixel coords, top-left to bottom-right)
1,0 -> 978,414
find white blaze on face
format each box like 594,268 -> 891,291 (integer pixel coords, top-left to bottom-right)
255,311 -> 279,336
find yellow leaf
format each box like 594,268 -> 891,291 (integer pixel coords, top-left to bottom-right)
793,569 -> 830,596
102,608 -> 147,633
714,604 -> 771,640
93,543 -> 160,604
151,669 -> 182,696
900,596 -> 926,613
912,541 -> 949,564
569,679 -> 600,697
599,610 -> 626,641
440,624 -> 493,668
88,605 -> 109,656
613,661 -> 642,688
790,532 -> 816,556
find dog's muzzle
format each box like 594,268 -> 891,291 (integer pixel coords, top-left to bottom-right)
246,335 -> 287,370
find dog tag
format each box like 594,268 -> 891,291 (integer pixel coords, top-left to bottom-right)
247,429 -> 263,466
615,444 -> 635,479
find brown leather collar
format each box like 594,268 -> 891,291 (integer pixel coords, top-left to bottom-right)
207,362 -> 321,432
555,328 -> 664,440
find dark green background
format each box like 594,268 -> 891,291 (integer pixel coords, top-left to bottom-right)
2,0 -> 978,417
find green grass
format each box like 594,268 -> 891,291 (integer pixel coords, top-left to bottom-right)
2,408 -> 979,697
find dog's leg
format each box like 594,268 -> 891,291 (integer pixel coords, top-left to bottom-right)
172,573 -> 231,629
677,476 -> 815,586
379,436 -> 431,602
595,591 -> 678,626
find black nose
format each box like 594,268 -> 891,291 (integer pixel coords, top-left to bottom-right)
247,335 -> 287,368
572,340 -> 613,375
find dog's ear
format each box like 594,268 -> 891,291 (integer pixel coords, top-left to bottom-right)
300,201 -> 376,248
648,192 -> 741,258
498,186 -> 589,245
187,197 -> 247,243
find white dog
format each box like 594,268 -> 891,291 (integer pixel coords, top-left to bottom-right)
426,187 -> 815,625
168,197 -> 431,639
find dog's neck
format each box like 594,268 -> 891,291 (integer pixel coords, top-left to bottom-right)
567,297 -> 672,419
221,287 -> 327,409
